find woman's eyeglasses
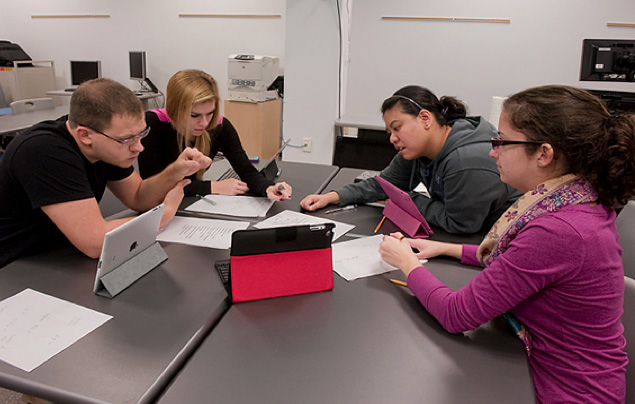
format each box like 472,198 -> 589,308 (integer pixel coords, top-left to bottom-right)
490,137 -> 543,150
79,124 -> 150,146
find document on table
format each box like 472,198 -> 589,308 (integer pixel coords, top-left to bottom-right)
254,210 -> 355,241
158,216 -> 250,249
0,289 -> 112,372
332,235 -> 395,280
185,195 -> 275,217
332,235 -> 427,281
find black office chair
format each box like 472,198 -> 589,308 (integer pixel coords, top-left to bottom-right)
624,276 -> 635,403
616,200 -> 635,279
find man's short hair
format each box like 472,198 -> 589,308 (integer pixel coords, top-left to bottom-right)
68,78 -> 144,132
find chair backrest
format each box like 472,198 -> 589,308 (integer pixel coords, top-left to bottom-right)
617,201 -> 635,279
0,84 -> 7,108
624,276 -> 635,403
9,97 -> 55,114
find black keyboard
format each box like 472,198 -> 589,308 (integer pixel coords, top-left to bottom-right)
214,259 -> 230,285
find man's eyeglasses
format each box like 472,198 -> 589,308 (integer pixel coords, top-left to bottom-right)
80,124 -> 150,146
490,137 -> 543,150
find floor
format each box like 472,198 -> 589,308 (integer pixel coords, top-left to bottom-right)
0,387 -> 22,403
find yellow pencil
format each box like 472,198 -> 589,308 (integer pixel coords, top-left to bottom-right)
390,279 -> 407,287
374,216 -> 386,234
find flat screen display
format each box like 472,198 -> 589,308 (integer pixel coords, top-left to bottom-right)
129,51 -> 146,81
70,60 -> 102,86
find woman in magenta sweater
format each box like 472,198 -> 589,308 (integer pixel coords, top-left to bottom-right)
380,85 -> 635,403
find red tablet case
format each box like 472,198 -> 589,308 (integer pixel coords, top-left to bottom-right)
376,176 -> 433,238
229,224 -> 335,302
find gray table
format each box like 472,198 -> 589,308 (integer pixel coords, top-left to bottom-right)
0,105 -> 69,136
0,161 -> 338,402
157,258 -> 534,404
0,242 -> 230,404
266,160 -> 339,215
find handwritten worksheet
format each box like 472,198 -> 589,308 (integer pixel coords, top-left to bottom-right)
185,195 -> 274,217
332,235 -> 396,280
254,210 -> 355,240
0,289 -> 112,372
158,216 -> 250,249
332,235 -> 428,280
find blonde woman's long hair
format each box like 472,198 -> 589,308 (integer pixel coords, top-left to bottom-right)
165,69 -> 221,178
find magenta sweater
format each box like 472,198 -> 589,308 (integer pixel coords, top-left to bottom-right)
407,204 -> 627,403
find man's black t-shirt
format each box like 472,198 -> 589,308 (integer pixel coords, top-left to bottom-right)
0,116 -> 133,268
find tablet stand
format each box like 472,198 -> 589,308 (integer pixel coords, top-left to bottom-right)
95,242 -> 168,298
383,200 -> 432,238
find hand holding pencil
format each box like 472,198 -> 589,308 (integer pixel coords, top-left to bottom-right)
378,232 -> 422,277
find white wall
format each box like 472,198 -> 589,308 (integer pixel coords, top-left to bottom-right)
0,0 -> 286,109
283,0 -> 635,165
282,0 -> 342,164
2,1 -> 635,166
343,0 -> 635,120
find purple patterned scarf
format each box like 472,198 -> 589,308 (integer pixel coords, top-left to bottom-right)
478,174 -> 598,267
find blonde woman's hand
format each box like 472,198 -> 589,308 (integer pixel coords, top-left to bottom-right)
266,182 -> 292,202
212,179 -> 249,196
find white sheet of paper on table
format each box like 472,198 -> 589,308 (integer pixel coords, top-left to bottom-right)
332,235 -> 427,281
158,216 -> 250,249
0,289 -> 112,372
185,195 -> 275,217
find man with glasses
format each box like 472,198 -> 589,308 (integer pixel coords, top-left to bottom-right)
0,78 -> 212,268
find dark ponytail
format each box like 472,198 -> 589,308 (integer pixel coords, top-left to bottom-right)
439,96 -> 467,123
504,85 -> 635,207
381,85 -> 467,125
594,114 -> 635,206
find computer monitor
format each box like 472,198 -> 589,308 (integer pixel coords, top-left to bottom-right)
129,51 -> 146,81
580,39 -> 635,82
70,60 -> 102,86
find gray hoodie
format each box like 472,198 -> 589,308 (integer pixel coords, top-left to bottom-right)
336,117 -> 520,234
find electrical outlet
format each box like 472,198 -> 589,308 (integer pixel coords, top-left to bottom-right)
302,137 -> 312,152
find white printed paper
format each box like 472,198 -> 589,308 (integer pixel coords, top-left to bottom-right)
254,210 -> 355,240
185,195 -> 275,217
158,216 -> 250,249
0,289 -> 112,372
332,235 -> 428,281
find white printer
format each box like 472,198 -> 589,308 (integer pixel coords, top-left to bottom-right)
228,54 -> 279,102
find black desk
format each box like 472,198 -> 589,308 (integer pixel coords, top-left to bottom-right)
0,243 -> 229,404
157,258 -> 534,404
310,167 -> 485,244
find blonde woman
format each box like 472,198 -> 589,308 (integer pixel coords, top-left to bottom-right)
139,69 -> 291,201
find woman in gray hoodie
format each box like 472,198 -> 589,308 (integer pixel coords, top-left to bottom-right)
300,85 -> 520,234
